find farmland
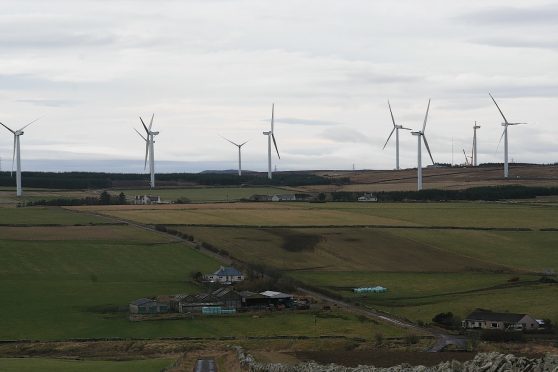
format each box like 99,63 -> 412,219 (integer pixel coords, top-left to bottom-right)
71,201 -> 558,229
0,208 -> 402,340
0,206 -> 111,225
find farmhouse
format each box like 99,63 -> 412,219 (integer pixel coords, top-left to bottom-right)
134,195 -> 161,205
271,194 -> 297,202
357,193 -> 377,202
204,266 -> 244,284
463,310 -> 539,331
129,298 -> 169,314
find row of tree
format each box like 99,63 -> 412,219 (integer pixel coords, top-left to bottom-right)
24,191 -> 127,206
0,171 -> 347,189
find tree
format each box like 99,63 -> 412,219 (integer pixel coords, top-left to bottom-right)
99,191 -> 111,205
118,192 -> 127,205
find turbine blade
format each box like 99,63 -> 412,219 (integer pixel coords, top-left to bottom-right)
401,127 -> 412,130
139,117 -> 149,133
239,140 -> 249,147
422,99 -> 431,133
149,113 -> 154,131
489,93 -> 509,124
388,100 -> 396,127
19,117 -> 40,131
496,128 -> 506,152
423,135 -> 434,164
134,128 -> 147,141
271,103 -> 275,133
272,133 -> 280,159
11,135 -> 16,175
144,137 -> 149,170
382,127 -> 396,150
0,122 -> 15,134
220,135 -> 239,147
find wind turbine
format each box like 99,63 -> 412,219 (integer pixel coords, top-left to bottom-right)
382,100 -> 411,170
134,114 -> 159,188
489,93 -> 527,178
410,99 -> 435,191
222,136 -> 248,176
472,121 -> 481,166
0,118 -> 40,197
262,104 -> 280,179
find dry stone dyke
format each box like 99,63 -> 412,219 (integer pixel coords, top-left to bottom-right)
234,347 -> 558,372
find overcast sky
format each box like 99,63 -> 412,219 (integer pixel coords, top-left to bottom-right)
0,0 -> 557,173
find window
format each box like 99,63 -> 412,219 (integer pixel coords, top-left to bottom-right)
491,322 -> 498,328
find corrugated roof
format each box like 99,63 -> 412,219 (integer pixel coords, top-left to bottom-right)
465,311 -> 527,323
130,298 -> 155,306
260,291 -> 293,299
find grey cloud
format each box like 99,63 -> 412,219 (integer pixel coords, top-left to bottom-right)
457,4 -> 558,25
470,37 -> 558,51
16,99 -> 80,107
276,117 -> 338,126
321,127 -> 370,143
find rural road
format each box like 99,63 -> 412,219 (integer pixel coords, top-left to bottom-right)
297,287 -> 468,352
194,358 -> 218,372
73,208 -> 468,352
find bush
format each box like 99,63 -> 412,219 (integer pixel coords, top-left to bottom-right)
374,332 -> 384,346
480,330 -> 525,342
404,334 -> 420,345
432,312 -> 461,330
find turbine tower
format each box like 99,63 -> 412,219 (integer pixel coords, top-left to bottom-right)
262,104 -> 280,179
0,118 -> 39,197
410,99 -> 435,191
222,136 -> 248,176
382,100 -> 411,170
134,114 -> 159,188
489,93 -> 527,178
472,121 -> 481,166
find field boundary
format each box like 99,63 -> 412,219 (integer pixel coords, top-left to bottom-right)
161,223 -> 536,231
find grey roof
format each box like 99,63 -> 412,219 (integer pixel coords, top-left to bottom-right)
213,266 -> 243,277
130,298 -> 155,306
465,311 -> 527,323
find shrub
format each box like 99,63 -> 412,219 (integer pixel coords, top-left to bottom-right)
480,330 -> 525,342
404,334 -> 420,345
374,332 -> 384,346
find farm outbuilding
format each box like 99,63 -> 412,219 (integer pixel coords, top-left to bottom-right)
463,310 -> 539,331
129,298 -> 169,314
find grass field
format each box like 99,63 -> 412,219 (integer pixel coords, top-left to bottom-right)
171,223 -> 558,324
113,186 -> 292,202
76,202 -> 558,229
0,210 -> 402,340
290,271 -> 558,322
0,207 -> 111,225
0,358 -> 173,372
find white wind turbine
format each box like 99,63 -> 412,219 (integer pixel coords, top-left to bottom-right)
0,119 -> 39,196
134,114 -> 159,188
382,100 -> 411,170
262,104 -> 280,179
0,119 -> 40,197
489,93 -> 527,178
222,136 -> 248,176
410,99 -> 435,191
472,121 -> 481,166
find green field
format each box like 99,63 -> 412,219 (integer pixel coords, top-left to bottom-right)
85,202 -> 558,229
290,271 -> 558,322
173,223 -> 558,324
0,210 -> 402,340
0,207 -> 110,225
0,357 -> 172,372
113,186 -> 292,202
